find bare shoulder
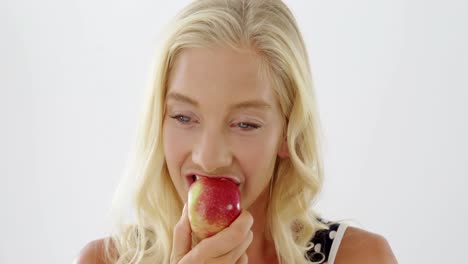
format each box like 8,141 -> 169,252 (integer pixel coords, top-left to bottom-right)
73,238 -> 116,264
335,226 -> 398,264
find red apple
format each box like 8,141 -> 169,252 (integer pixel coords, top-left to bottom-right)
188,177 -> 241,240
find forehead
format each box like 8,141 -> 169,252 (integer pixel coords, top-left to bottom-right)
166,47 -> 277,107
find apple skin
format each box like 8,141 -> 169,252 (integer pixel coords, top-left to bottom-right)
188,177 -> 241,240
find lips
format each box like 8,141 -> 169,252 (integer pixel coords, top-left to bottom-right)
185,173 -> 242,188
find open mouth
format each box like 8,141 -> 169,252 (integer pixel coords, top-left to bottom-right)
187,174 -> 241,187
188,174 -> 198,186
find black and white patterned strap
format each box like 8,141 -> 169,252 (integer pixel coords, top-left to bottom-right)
306,219 -> 349,264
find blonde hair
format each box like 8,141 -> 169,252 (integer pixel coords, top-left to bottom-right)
104,0 -> 328,263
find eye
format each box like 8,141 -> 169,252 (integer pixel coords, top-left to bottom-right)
170,114 -> 192,124
236,122 -> 261,131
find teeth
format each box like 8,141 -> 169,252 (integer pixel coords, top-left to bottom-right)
191,174 -> 240,185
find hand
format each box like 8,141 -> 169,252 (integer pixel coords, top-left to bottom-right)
170,204 -> 253,264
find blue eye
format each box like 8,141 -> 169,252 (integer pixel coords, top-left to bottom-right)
237,122 -> 260,130
169,115 -> 261,131
170,114 -> 191,123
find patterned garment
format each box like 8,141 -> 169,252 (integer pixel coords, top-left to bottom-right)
305,218 -> 348,264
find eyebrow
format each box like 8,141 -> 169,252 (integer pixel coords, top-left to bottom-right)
166,91 -> 272,110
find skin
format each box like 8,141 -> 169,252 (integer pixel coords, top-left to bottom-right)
162,46 -> 289,263
75,227 -> 398,264
163,47 -> 289,211
75,47 -> 398,263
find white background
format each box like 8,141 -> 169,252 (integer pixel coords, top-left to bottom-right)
2,0 -> 467,263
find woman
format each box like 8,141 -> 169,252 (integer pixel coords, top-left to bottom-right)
77,0 -> 397,263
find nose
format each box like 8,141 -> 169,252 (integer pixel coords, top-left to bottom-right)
192,128 -> 232,173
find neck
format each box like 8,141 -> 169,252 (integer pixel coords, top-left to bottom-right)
246,189 -> 279,264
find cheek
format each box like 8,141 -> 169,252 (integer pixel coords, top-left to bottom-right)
162,122 -> 193,174
234,134 -> 279,180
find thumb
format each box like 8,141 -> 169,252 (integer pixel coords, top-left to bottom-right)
171,203 -> 192,263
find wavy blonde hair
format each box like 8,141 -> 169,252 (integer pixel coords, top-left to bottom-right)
103,0 -> 328,263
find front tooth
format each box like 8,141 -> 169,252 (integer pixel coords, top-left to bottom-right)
195,175 -> 200,181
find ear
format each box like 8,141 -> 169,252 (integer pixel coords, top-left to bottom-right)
277,136 -> 289,159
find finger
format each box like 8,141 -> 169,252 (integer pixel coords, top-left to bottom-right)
224,230 -> 252,263
235,253 -> 248,264
170,204 -> 192,263
196,210 -> 253,257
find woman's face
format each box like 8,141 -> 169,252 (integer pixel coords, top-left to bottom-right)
162,47 -> 288,210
